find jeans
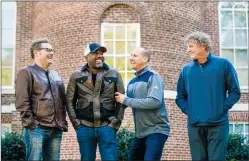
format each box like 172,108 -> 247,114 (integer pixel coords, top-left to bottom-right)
76,125 -> 117,161
23,126 -> 63,161
188,123 -> 229,161
128,133 -> 168,161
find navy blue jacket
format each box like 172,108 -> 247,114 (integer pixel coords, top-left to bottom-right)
176,53 -> 241,126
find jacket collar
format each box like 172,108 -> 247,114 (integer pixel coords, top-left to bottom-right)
135,66 -> 150,77
194,52 -> 212,64
33,63 -> 48,73
81,63 -> 110,72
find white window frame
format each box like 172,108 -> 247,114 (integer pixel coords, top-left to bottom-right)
229,122 -> 249,142
218,2 -> 248,90
101,23 -> 140,87
1,2 -> 17,92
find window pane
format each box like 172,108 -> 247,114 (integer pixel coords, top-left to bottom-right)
104,56 -> 114,68
222,49 -> 234,64
2,2 -> 16,11
116,26 -> 125,39
116,41 -> 125,55
127,41 -> 136,56
235,124 -> 243,133
1,68 -> 13,86
2,29 -> 14,48
237,68 -> 248,87
220,2 -> 234,8
236,49 -> 248,67
104,26 -> 113,39
104,41 -> 113,55
127,73 -> 134,84
127,25 -> 137,39
127,57 -> 133,71
221,29 -> 233,47
2,11 -> 15,29
229,124 -> 233,133
120,72 -> 125,85
245,134 -> 249,143
234,11 -> 247,28
220,11 -> 233,28
234,4 -> 246,8
235,30 -> 247,47
2,48 -> 13,66
116,57 -> 125,71
245,124 -> 248,133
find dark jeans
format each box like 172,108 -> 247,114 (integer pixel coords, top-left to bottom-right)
23,126 -> 63,161
76,125 -> 117,161
128,133 -> 168,161
188,123 -> 229,161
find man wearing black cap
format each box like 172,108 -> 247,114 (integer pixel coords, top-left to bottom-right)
66,42 -> 126,161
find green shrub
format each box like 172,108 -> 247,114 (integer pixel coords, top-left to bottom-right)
226,133 -> 249,161
1,131 -> 26,161
117,128 -> 135,161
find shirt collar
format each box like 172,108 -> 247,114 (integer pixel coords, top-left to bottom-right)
81,63 -> 110,71
135,66 -> 150,77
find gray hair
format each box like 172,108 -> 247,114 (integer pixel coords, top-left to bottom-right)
30,38 -> 50,59
185,31 -> 212,51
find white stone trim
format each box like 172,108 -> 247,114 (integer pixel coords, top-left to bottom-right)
2,88 -> 15,94
230,104 -> 248,111
1,103 -> 16,113
164,90 -> 177,99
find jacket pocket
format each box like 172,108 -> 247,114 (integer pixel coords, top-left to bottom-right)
37,99 -> 55,123
76,101 -> 94,122
102,100 -> 115,111
76,76 -> 88,84
103,77 -> 117,94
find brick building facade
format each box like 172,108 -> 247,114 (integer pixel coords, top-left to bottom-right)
1,1 -> 248,160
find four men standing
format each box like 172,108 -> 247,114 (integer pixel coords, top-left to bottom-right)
15,31 -> 240,161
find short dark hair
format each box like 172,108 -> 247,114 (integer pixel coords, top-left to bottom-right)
30,38 -> 49,59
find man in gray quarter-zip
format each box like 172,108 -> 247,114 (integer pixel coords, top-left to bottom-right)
66,43 -> 126,161
176,31 -> 241,160
115,47 -> 170,161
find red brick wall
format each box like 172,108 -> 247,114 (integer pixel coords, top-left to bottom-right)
1,113 -> 12,123
1,1 -> 248,160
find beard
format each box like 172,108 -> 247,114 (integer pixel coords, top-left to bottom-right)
93,59 -> 104,69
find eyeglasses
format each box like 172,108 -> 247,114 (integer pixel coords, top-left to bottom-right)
38,48 -> 55,53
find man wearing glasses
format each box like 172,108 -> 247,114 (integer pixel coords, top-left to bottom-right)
16,38 -> 68,161
66,43 -> 126,161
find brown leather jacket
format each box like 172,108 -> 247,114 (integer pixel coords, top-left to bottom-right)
66,63 -> 126,130
15,64 -> 68,131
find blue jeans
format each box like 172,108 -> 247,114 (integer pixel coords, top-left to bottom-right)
23,126 -> 63,161
128,133 -> 168,161
76,125 -> 117,161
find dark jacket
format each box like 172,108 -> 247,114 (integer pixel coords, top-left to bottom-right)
66,63 -> 126,130
176,53 -> 241,126
15,64 -> 68,131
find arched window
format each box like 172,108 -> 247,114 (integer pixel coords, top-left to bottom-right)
2,2 -> 16,90
219,2 -> 248,89
101,23 -> 140,87
100,4 -> 140,87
